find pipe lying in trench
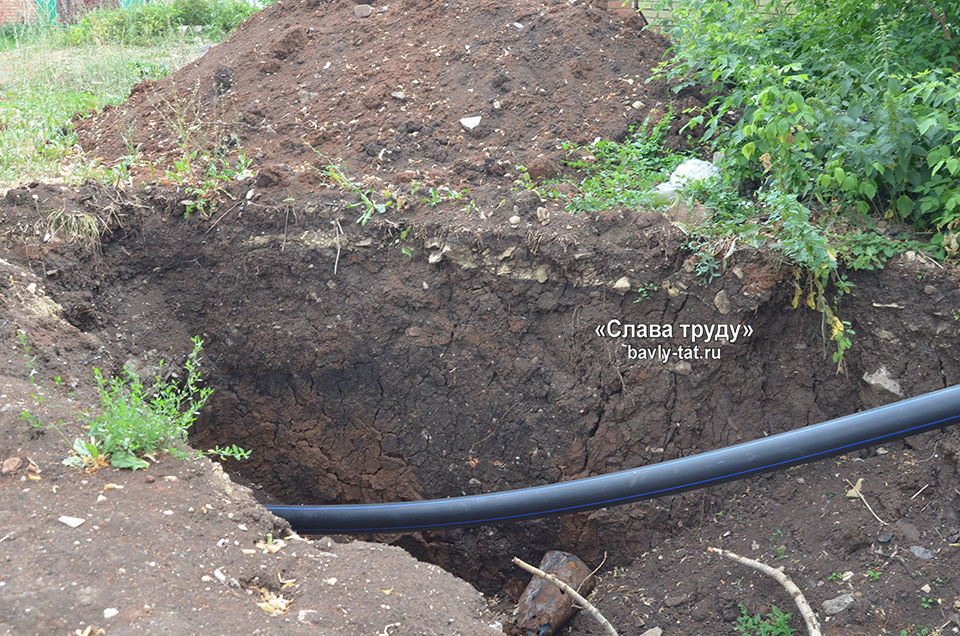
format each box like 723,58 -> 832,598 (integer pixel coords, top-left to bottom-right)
266,384 -> 960,534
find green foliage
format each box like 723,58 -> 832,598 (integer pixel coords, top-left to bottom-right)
679,174 -> 926,368
152,82 -> 253,217
655,0 -> 960,246
768,529 -> 787,560
66,0 -> 265,45
736,604 -> 795,636
67,337 -> 248,469
562,113 -> 685,213
321,157 -> 393,226
633,282 -> 659,302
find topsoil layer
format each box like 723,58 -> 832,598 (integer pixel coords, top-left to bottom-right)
76,0 -> 696,203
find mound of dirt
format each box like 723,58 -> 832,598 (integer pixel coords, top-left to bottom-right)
76,0 -> 694,200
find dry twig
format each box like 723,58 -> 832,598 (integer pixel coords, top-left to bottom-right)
511,557 -> 618,636
844,478 -> 889,525
707,546 -> 821,636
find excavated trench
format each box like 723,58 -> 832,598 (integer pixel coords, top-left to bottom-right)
20,184 -> 960,593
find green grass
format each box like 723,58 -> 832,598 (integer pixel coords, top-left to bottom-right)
0,31 -> 211,186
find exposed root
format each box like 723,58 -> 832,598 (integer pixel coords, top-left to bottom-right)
707,546 -> 822,636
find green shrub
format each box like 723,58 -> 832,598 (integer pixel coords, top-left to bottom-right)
67,0 -> 264,45
64,337 -> 248,470
654,0 -> 960,247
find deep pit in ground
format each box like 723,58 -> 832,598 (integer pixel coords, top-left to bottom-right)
7,182 -> 960,598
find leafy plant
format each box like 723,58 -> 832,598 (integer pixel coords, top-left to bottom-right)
153,83 -> 252,218
562,112 -> 685,213
420,185 -> 472,209
633,282 -> 659,303
318,154 -> 393,227
865,570 -> 882,582
394,225 -> 414,258
920,596 -> 935,609
65,337 -> 248,470
769,529 -> 787,560
736,604 -> 795,636
654,0 -> 960,242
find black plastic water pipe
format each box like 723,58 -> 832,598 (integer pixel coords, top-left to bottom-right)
266,384 -> 960,534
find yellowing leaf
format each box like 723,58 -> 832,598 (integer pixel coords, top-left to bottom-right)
381,587 -> 394,595
256,539 -> 287,554
791,284 -> 801,309
253,587 -> 292,615
845,478 -> 864,498
831,316 -> 844,338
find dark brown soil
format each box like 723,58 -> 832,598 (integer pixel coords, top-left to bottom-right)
75,0 -> 692,206
2,0 -> 959,633
2,177 -> 960,634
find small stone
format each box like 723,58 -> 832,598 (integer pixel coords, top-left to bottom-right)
631,100 -> 644,109
877,531 -> 893,543
298,609 -> 322,625
862,367 -> 903,397
821,593 -> 855,616
460,115 -> 482,132
390,91 -> 406,101
493,100 -> 501,109
103,608 -> 118,619
26,282 -> 37,294
612,276 -> 631,294
514,551 -> 595,636
664,594 -> 689,607
910,545 -> 935,560
1,456 -> 22,475
58,516 -> 86,528
509,215 -> 521,226
315,536 -> 336,550
353,4 -> 372,17
640,629 -> 663,636
920,583 -> 932,593
924,285 -> 937,295
668,361 -> 693,376
714,290 -> 731,314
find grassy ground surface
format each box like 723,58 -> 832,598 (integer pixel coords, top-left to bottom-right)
0,30 -> 215,186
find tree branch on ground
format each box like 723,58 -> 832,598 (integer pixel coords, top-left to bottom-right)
512,556 -> 618,636
707,546 -> 822,636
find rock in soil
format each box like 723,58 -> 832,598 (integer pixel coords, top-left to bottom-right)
508,550 -> 596,636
